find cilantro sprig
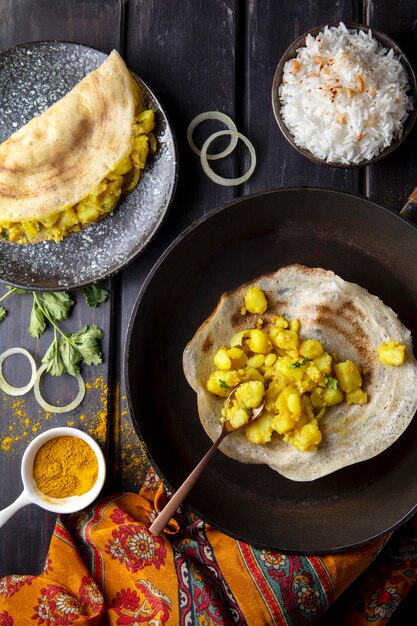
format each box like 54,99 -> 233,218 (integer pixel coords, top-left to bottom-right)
82,284 -> 109,308
0,286 -> 105,377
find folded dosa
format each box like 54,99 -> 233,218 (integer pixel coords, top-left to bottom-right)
183,265 -> 417,481
0,50 -> 152,242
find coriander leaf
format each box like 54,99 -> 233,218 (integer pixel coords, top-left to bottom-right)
42,338 -> 66,376
41,291 -> 74,322
82,284 -> 109,308
59,337 -> 82,376
69,324 -> 104,366
0,306 -> 6,322
29,300 -> 46,338
289,357 -> 310,369
219,379 -> 230,389
6,286 -> 29,294
326,375 -> 339,390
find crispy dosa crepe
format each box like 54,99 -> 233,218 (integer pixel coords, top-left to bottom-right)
0,50 -> 154,243
183,264 -> 417,481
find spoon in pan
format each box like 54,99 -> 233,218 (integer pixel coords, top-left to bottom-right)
149,389 -> 265,535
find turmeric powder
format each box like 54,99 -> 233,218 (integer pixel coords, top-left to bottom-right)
33,436 -> 98,498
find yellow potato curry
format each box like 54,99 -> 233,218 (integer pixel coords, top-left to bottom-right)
206,286 -> 369,453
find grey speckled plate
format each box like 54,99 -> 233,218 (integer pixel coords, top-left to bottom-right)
0,42 -> 178,290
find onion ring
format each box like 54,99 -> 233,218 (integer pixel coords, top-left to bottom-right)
34,363 -> 85,413
0,348 -> 37,396
187,111 -> 238,160
200,130 -> 257,186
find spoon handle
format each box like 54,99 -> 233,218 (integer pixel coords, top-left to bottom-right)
0,491 -> 32,529
149,431 -> 224,536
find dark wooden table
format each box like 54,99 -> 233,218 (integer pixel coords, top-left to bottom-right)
0,1 -> 416,621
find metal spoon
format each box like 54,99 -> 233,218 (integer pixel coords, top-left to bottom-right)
149,390 -> 265,535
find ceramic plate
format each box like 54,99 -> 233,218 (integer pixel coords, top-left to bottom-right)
0,42 -> 177,290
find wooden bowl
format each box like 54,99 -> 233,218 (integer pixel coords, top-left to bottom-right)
271,22 -> 417,168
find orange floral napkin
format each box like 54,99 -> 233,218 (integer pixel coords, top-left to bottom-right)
1,467 -> 416,625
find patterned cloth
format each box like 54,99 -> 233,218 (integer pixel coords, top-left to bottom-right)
1,467 -> 417,625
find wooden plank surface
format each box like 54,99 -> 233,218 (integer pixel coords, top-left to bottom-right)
365,0 -> 417,209
0,0 -> 123,577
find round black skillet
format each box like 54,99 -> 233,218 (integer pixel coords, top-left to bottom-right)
125,187 -> 417,553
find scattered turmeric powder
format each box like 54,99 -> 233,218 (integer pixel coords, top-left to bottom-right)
33,435 -> 98,498
1,375 -> 108,453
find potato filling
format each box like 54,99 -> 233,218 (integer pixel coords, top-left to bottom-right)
206,287 -> 368,453
0,109 -> 156,243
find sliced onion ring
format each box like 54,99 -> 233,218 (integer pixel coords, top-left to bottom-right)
187,111 -> 238,160
200,130 -> 257,186
34,363 -> 85,413
0,348 -> 37,396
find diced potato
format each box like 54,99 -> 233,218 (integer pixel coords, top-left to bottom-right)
305,365 -> 322,383
289,318 -> 300,332
213,348 -> 232,370
56,208 -> 79,231
334,360 -> 362,392
246,413 -> 274,444
346,389 -> 368,404
99,180 -> 123,214
247,354 -> 265,368
76,199 -> 101,224
135,109 -> 155,135
223,403 -> 249,428
269,328 -> 299,350
244,287 -> 267,314
42,212 -> 61,228
248,329 -> 271,354
273,315 -> 289,329
377,341 -> 406,366
264,353 -> 277,367
132,135 -> 150,169
274,356 -> 305,383
207,370 -> 240,397
314,353 -> 332,374
286,420 -> 322,452
111,155 -> 134,176
287,392 -> 301,416
295,378 -> 317,394
322,388 -> 344,406
235,381 -> 264,409
22,220 -> 40,240
299,339 -> 323,359
310,387 -> 325,408
243,367 -> 264,383
272,412 -> 297,435
227,347 -> 248,369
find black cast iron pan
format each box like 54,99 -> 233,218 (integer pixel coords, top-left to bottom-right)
125,187 -> 417,554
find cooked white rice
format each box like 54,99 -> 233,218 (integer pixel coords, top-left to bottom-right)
278,22 -> 413,164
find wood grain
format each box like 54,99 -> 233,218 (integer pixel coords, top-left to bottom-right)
364,1 -> 417,209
